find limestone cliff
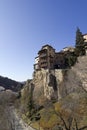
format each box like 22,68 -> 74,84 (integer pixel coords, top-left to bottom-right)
22,55 -> 87,106
32,68 -> 64,105
59,55 -> 87,98
32,55 -> 87,103
33,69 -> 57,101
20,55 -> 87,130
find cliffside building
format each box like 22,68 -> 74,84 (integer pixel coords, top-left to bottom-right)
34,56 -> 39,70
83,34 -> 87,55
38,44 -> 55,69
62,47 -> 75,52
34,44 -> 66,70
83,34 -> 87,42
34,43 -> 87,71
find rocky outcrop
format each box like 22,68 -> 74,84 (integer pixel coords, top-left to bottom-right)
0,86 -> 5,92
32,55 -> 87,103
58,55 -> 87,98
72,56 -> 87,92
32,69 -> 64,103
22,55 -> 87,105
9,106 -> 35,130
19,55 -> 87,130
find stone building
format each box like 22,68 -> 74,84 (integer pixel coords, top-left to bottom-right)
62,46 -> 75,52
34,56 -> 39,70
34,44 -> 77,70
83,34 -> 87,42
34,44 -> 66,70
38,44 -> 55,69
83,34 -> 87,55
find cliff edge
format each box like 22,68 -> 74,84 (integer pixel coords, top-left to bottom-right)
31,55 -> 87,104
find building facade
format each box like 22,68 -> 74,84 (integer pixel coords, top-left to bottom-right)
34,56 -> 39,70
38,45 -> 55,69
62,47 -> 75,52
83,34 -> 87,42
83,34 -> 87,55
34,44 -> 66,70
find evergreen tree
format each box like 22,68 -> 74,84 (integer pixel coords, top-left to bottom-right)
27,89 -> 34,117
75,27 -> 85,56
27,83 -> 35,118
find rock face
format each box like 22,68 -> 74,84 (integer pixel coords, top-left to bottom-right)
0,86 -> 5,91
32,69 -> 63,103
32,55 -> 87,103
58,55 -> 87,98
22,55 -> 87,105
72,56 -> 87,92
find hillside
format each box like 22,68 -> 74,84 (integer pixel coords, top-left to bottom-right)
19,55 -> 87,130
0,76 -> 24,92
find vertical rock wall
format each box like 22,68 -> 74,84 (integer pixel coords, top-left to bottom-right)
22,56 -> 87,106
54,69 -> 64,99
33,69 -> 64,103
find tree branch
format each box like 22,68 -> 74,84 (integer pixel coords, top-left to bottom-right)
79,126 -> 87,130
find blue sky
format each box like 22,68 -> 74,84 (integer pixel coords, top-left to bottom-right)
0,0 -> 87,81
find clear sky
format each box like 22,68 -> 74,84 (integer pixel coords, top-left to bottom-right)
0,0 -> 87,81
